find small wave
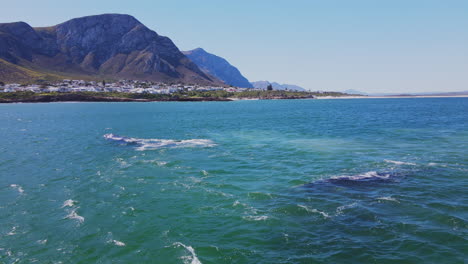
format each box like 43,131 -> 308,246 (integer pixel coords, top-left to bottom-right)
10,184 -> 24,194
336,202 -> 358,215
115,157 -> 131,168
141,159 -> 168,166
65,208 -> 84,224
384,160 -> 416,166
298,205 -> 330,218
243,215 -> 269,221
233,200 -> 267,221
6,226 -> 17,236
233,200 -> 245,207
104,134 -> 215,151
377,196 -> 399,203
37,239 -> 47,245
62,199 -> 76,208
173,242 -> 202,264
428,162 -> 447,167
156,161 -> 168,166
110,240 -> 126,247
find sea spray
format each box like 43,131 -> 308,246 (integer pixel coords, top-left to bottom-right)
173,242 -> 202,264
104,134 -> 215,150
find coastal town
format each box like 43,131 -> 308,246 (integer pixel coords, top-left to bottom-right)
0,79 -> 253,94
0,79 -> 331,103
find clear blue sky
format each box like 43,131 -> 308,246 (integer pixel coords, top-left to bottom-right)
3,0 -> 468,93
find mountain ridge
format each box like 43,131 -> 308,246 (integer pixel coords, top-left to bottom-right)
0,14 -> 222,84
183,48 -> 252,88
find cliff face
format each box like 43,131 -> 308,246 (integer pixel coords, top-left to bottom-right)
0,14 -> 221,84
183,48 -> 253,88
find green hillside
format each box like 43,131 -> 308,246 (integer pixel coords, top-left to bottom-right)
0,59 -> 68,83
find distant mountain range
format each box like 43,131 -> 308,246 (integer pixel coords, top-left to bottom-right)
388,91 -> 468,96
183,48 -> 252,88
0,14 -> 221,84
343,89 -> 366,95
250,81 -> 306,91
342,90 -> 468,96
418,91 -> 468,96
182,49 -> 309,91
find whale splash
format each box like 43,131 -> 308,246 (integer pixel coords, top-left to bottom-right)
329,171 -> 393,183
104,134 -> 215,151
304,171 -> 404,189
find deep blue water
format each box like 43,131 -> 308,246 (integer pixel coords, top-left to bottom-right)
0,98 -> 467,263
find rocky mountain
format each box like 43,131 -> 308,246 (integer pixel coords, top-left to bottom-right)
0,14 -> 221,84
250,81 -> 306,91
183,48 -> 252,88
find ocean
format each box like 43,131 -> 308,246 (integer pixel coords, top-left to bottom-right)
0,98 -> 466,263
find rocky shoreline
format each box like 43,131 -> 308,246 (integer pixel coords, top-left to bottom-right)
0,94 -> 233,103
0,93 -> 319,103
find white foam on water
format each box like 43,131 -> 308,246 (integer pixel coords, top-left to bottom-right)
173,242 -> 202,264
377,196 -> 400,203
10,184 -> 24,194
65,208 -> 84,224
233,200 -> 243,207
174,182 -> 192,190
111,240 -> 126,247
298,205 -> 330,218
116,158 -> 130,168
6,226 -> 17,236
62,199 -> 76,208
0,248 -> 12,258
201,170 -> 209,176
330,171 -> 391,181
104,133 -> 215,151
384,159 -> 416,166
428,162 -> 447,167
37,239 -> 47,245
336,202 -> 358,215
155,161 -> 168,166
243,215 -> 269,221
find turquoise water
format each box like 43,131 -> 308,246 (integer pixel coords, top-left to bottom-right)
0,98 -> 467,263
